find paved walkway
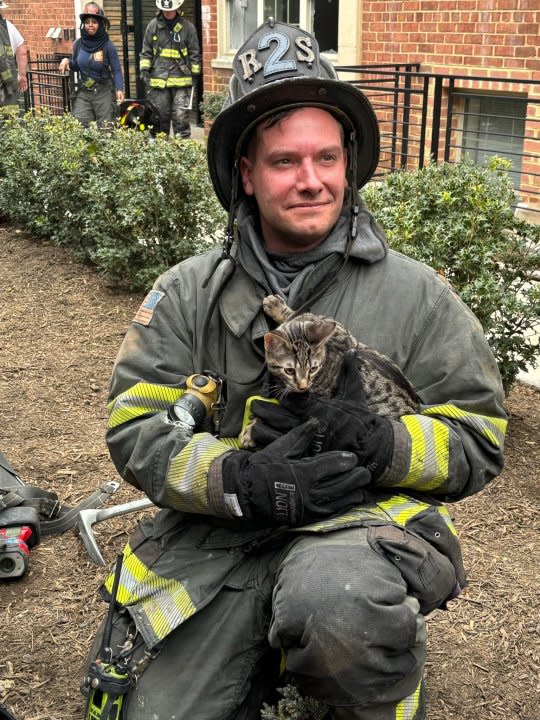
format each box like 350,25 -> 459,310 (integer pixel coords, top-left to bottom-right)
518,355 -> 540,389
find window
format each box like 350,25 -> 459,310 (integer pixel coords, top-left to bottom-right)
313,0 -> 339,54
227,0 -> 339,54
461,95 -> 527,189
264,1 -> 300,27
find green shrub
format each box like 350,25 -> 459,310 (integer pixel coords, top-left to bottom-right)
362,158 -> 540,393
79,127 -> 226,288
200,90 -> 228,121
0,111 -> 227,289
0,112 -> 93,253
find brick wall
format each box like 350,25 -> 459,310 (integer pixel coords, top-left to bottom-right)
361,0 -> 539,80
2,1 -> 77,59
360,1 -> 539,210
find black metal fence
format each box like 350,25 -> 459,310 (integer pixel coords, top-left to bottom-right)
24,53 -> 72,115
336,64 -> 540,215
21,58 -> 540,215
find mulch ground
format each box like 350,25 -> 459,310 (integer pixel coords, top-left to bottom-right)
0,223 -> 538,720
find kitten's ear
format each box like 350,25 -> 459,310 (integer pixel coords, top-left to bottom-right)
304,319 -> 337,348
264,330 -> 290,354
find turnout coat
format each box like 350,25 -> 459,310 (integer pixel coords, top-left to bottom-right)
103,201 -> 507,649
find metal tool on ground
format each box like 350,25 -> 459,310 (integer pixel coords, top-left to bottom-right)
0,450 -> 119,579
76,497 -> 155,566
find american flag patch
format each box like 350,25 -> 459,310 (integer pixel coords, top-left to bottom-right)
133,290 -> 165,326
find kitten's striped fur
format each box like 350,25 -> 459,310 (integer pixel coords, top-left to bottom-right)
261,294 -> 420,419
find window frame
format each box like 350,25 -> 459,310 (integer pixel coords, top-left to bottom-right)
455,91 -> 528,190
215,0 -> 358,69
223,0 -> 313,53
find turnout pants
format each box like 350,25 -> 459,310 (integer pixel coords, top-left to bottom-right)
84,518 -> 463,720
0,87 -> 19,115
72,80 -> 116,128
147,86 -> 192,138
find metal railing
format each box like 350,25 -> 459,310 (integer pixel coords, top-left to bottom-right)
336,63 -> 540,214
24,53 -> 72,115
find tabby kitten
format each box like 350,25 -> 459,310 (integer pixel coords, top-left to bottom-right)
241,295 -> 420,448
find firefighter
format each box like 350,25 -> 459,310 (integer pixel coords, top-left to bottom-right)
0,1 -> 27,116
139,0 -> 201,138
58,3 -> 124,128
83,19 -> 507,720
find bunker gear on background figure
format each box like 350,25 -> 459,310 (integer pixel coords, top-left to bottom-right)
139,2 -> 201,138
59,5 -> 124,127
0,11 -> 26,116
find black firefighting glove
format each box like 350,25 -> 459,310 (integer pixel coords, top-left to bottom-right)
221,419 -> 372,527
250,352 -> 394,482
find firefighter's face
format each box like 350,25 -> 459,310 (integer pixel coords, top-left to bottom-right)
239,107 -> 348,254
84,18 -> 100,35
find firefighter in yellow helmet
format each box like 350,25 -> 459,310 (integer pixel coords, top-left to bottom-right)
139,0 -> 201,138
82,18 -> 506,720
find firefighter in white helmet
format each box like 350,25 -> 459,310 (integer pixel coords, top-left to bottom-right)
139,0 -> 201,138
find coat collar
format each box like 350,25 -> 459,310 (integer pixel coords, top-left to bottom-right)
218,198 -> 387,338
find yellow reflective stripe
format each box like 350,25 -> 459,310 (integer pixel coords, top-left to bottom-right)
107,382 -> 182,429
376,494 -> 431,525
165,77 -> 192,87
148,77 -> 193,88
105,542 -> 197,643
422,404 -> 507,448
219,437 -> 242,449
159,48 -> 181,58
296,505 -> 387,532
396,676 -> 423,719
437,503 -> 458,537
297,494 -> 432,532
165,433 -> 231,513
139,58 -> 151,69
400,415 -> 450,491
191,64 -> 201,74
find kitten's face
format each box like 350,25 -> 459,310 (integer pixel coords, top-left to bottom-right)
264,319 -> 336,392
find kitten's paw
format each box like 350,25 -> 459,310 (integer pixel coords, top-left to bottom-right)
239,421 -> 257,449
263,294 -> 290,322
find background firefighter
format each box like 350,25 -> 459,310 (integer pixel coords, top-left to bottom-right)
58,3 -> 124,128
139,0 -> 201,139
0,1 -> 27,116
82,19 -> 507,720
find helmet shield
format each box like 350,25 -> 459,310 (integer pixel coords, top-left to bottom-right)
156,0 -> 184,11
207,19 -> 380,210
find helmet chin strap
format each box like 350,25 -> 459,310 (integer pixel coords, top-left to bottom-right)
348,129 -> 360,243
201,164 -> 239,290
